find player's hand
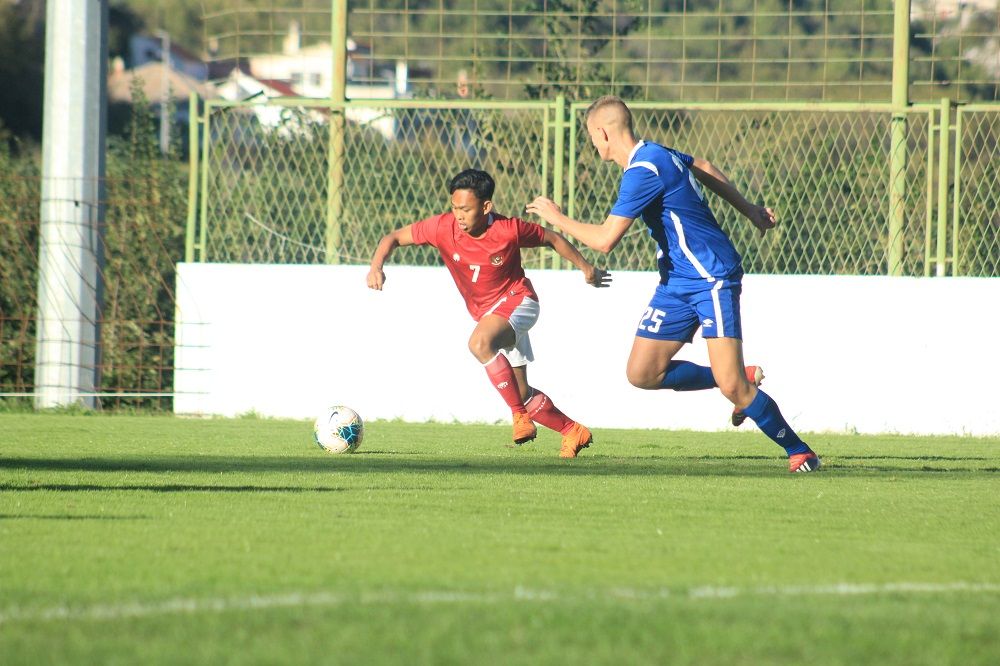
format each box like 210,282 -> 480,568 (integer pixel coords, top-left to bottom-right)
525,196 -> 562,224
584,266 -> 612,288
748,205 -> 776,236
366,266 -> 386,290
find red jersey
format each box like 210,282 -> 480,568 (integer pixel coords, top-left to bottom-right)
409,212 -> 547,320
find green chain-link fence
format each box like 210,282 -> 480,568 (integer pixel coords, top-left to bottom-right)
203,1 -> 1000,104
193,99 -> 560,268
954,106 -> 1000,276
188,97 -> 997,277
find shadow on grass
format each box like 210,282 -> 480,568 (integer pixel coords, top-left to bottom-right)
0,454 -> 997,480
834,455 -> 992,462
0,482 -> 351,493
0,513 -> 151,520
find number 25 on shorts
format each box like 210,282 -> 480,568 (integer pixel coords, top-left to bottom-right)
638,307 -> 665,333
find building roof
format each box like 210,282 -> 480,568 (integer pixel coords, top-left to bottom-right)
108,61 -> 217,104
256,79 -> 298,97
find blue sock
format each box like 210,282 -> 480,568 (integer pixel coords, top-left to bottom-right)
741,389 -> 811,456
661,361 -> 716,391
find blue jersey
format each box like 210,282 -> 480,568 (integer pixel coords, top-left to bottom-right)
610,141 -> 742,285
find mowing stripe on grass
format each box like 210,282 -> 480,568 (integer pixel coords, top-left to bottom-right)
3,582 -> 999,625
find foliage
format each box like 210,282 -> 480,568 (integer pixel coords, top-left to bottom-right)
0,0 -> 45,143
0,82 -> 186,408
99,81 -> 187,405
0,135 -> 41,394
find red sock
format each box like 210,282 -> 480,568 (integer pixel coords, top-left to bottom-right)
483,353 -> 526,414
525,389 -> 574,434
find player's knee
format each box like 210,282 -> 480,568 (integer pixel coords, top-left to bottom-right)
717,379 -> 752,407
468,335 -> 494,361
626,367 -> 659,390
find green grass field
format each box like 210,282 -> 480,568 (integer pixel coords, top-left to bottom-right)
1,414 -> 998,665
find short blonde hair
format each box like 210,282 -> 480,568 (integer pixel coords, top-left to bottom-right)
585,95 -> 633,133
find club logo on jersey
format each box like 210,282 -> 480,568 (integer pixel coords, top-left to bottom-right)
490,254 -> 503,266
452,253 -> 461,262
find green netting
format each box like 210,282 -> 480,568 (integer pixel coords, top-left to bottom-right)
203,0 -> 1000,103
195,99 -> 1000,276
569,105 -> 937,275
956,108 -> 1000,277
199,101 -> 553,266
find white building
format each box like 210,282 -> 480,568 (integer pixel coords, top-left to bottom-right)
245,22 -> 408,139
247,21 -> 408,100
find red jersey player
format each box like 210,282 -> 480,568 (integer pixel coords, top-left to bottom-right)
367,169 -> 611,458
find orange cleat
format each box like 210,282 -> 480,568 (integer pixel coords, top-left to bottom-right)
788,451 -> 822,473
512,411 -> 537,444
731,365 -> 765,427
559,422 -> 593,459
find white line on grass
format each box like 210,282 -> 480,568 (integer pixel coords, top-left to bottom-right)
2,582 -> 998,625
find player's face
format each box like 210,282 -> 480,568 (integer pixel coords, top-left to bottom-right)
451,189 -> 492,236
586,117 -> 611,161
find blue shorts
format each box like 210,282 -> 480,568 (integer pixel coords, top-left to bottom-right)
636,280 -> 743,342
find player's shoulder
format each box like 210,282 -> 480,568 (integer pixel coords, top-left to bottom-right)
491,212 -> 535,229
411,211 -> 454,244
421,211 -> 456,230
637,141 -> 690,165
633,141 -> 693,179
490,212 -> 545,241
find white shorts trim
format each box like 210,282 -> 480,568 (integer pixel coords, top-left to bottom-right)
497,297 -> 538,367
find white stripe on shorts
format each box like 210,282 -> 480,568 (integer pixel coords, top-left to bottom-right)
710,281 -> 725,337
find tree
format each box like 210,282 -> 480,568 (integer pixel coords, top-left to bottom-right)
0,0 -> 45,143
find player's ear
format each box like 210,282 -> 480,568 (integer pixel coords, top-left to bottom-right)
482,199 -> 494,215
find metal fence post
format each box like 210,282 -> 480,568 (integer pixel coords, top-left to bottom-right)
923,108 -> 935,277
951,107 -> 963,276
567,103 -> 578,222
887,0 -> 910,276
327,0 -> 348,265
550,94 -> 567,269
185,92 -> 199,263
198,101 -> 212,262
935,97 -> 951,277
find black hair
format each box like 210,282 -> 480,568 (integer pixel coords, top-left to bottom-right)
448,169 -> 495,201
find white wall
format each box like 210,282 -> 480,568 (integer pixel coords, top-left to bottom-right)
174,263 -> 1000,436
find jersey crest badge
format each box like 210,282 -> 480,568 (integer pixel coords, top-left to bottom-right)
490,254 -> 503,266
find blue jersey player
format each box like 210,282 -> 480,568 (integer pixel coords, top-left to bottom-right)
527,96 -> 820,473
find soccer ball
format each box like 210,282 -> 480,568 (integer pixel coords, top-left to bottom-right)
313,405 -> 364,453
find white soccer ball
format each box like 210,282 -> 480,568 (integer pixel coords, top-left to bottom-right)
313,405 -> 364,453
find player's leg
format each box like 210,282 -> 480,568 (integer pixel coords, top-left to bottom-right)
513,356 -> 593,459
731,365 -> 765,427
684,280 -> 762,423
627,284 -> 707,391
704,336 -> 756,409
626,336 -> 690,389
472,295 -> 540,444
470,315 -> 526,415
701,284 -> 819,472
502,297 -> 591,457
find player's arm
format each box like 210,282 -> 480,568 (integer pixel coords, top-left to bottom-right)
542,228 -> 612,288
367,225 -> 415,290
689,157 -> 776,236
525,197 -> 634,254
